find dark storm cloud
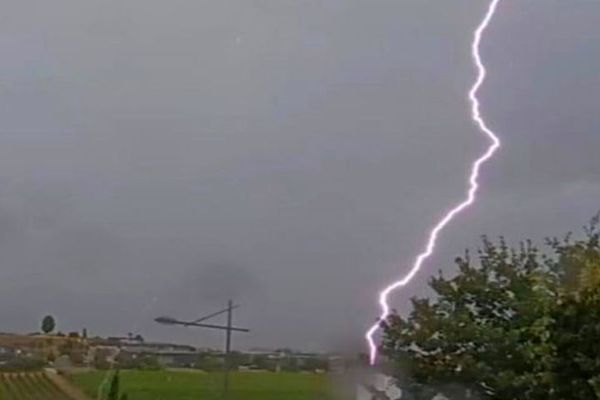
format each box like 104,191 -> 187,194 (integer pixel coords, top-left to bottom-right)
0,1 -> 597,350
166,261 -> 265,310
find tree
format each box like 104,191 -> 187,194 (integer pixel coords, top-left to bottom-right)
542,217 -> 600,399
41,315 -> 56,334
381,217 -> 600,400
548,285 -> 600,399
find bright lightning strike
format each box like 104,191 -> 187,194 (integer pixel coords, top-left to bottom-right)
365,0 -> 502,365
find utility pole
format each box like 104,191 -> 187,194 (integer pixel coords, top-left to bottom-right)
154,300 -> 249,400
223,299 -> 233,398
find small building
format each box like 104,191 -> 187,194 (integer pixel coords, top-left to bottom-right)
155,351 -> 199,368
91,346 -> 120,366
117,342 -> 200,368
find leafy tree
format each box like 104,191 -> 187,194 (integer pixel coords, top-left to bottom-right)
381,217 -> 600,400
41,315 -> 56,334
542,217 -> 600,399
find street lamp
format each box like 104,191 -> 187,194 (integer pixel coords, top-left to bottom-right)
155,300 -> 249,399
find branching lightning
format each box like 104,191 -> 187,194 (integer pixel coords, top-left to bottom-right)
365,0 -> 502,365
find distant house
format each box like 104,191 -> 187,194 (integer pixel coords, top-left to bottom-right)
156,351 -> 199,368
54,354 -> 74,369
92,346 -> 120,366
116,342 -> 200,368
118,349 -> 199,368
121,342 -> 196,353
232,349 -> 333,372
0,333 -> 76,361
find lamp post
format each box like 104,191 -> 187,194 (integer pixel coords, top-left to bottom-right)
155,300 -> 249,399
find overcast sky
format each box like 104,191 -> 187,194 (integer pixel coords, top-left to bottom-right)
0,0 -> 598,352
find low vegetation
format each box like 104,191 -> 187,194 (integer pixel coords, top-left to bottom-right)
69,369 -> 334,400
0,372 -> 74,399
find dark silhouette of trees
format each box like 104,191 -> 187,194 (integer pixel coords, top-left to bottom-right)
41,315 -> 56,334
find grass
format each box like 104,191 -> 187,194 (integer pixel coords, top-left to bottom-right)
68,369 -> 335,400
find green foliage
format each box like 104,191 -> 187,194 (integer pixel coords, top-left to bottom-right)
107,370 -> 128,400
41,315 -> 56,334
107,371 -> 120,400
382,217 -> 600,399
547,286 -> 600,398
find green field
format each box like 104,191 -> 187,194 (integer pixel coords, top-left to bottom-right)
68,370 -> 335,400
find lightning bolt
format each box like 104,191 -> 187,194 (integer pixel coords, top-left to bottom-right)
365,0 -> 502,365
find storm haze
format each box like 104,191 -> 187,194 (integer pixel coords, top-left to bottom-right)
0,1 -> 598,352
